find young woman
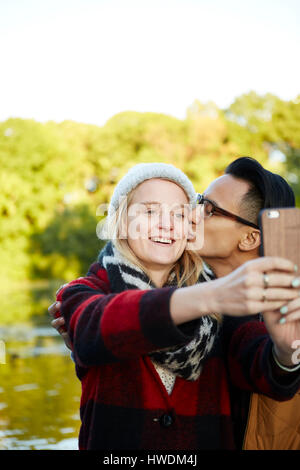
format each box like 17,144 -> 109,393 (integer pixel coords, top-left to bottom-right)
52,162 -> 300,450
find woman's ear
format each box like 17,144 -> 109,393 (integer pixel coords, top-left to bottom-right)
238,229 -> 261,252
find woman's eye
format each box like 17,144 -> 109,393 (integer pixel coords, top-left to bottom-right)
146,208 -> 158,215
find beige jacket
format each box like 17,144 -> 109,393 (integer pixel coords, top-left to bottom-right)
243,391 -> 300,450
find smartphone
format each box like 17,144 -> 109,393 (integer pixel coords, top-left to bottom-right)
259,207 -> 300,269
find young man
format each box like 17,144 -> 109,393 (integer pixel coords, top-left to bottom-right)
193,156 -> 300,448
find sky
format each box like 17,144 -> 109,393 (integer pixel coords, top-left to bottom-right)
0,0 -> 299,126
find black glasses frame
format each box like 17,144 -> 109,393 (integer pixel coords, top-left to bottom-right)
196,193 -> 260,230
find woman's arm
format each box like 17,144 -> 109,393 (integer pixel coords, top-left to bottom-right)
56,263 -> 193,368
222,315 -> 300,399
53,256 -> 299,368
170,256 -> 299,324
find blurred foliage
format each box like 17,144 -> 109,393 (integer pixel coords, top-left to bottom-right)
0,91 -> 299,322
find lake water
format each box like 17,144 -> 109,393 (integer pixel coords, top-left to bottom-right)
0,322 -> 81,450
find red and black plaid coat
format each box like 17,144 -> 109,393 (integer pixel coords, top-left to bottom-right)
57,262 -> 300,450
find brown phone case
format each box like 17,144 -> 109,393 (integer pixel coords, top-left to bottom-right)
259,207 -> 300,270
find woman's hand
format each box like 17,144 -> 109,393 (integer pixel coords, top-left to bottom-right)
171,256 -> 300,326
206,256 -> 299,316
48,301 -> 72,350
263,296 -> 300,367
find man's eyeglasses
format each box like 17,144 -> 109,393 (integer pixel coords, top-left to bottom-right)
196,194 -> 260,230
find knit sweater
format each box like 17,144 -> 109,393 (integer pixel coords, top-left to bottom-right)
57,262 -> 300,450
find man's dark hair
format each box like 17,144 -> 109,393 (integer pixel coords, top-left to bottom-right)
225,156 -> 295,224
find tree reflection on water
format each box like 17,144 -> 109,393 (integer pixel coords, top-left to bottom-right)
0,322 -> 81,450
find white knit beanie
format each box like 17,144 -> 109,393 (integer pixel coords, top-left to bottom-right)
108,162 -> 197,217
